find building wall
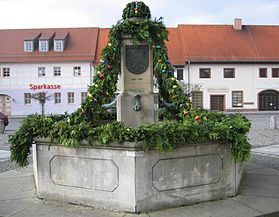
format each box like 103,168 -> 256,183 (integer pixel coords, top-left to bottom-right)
175,63 -> 279,111
0,62 -> 93,115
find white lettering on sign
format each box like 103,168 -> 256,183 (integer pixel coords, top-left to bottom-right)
29,84 -> 61,90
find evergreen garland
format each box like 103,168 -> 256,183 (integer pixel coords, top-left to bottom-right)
75,1 -> 190,123
9,1 -> 252,167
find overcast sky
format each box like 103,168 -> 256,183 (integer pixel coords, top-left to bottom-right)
0,0 -> 279,29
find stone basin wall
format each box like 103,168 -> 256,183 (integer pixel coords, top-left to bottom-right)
33,140 -> 244,213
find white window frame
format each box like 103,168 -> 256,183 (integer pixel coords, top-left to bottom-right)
2,68 -> 10,77
73,66 -> 81,76
192,91 -> 203,108
53,67 -> 61,76
39,40 -> 48,52
68,92 -> 75,104
232,91 -> 243,107
24,93 -> 31,104
54,92 -> 61,104
54,40 -> 64,51
38,67 -> 46,77
24,40 -> 33,52
81,92 -> 88,103
176,69 -> 184,80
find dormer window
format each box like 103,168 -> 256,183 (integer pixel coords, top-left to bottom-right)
54,32 -> 69,52
54,40 -> 64,51
38,32 -> 55,52
24,33 -> 41,52
39,40 -> 48,52
24,40 -> 34,52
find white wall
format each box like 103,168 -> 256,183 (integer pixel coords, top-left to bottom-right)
176,63 -> 279,111
0,62 -> 93,115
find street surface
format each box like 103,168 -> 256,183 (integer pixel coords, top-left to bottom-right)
1,113 -> 279,172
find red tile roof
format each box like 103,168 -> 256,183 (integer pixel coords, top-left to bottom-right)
0,27 -> 99,63
1,24 -> 279,64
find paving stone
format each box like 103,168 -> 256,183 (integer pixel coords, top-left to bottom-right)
149,199 -> 262,217
232,195 -> 279,215
0,198 -> 39,217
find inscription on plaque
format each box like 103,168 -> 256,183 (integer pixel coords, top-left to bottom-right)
126,45 -> 149,74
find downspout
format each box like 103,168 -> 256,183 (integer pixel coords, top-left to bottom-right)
187,59 -> 191,97
187,59 -> 191,84
90,62 -> 94,85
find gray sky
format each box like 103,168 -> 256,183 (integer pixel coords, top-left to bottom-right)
0,0 -> 279,29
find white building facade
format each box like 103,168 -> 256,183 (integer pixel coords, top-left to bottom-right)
1,21 -> 279,116
175,63 -> 279,111
0,27 -> 99,116
0,62 -> 93,115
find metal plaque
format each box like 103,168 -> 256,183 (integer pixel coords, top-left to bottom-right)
126,45 -> 149,74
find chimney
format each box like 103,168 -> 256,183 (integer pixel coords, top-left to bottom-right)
234,18 -> 242,30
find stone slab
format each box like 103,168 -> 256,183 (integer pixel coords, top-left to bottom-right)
34,142 -> 242,213
9,200 -> 125,217
149,199 -> 262,217
0,175 -> 35,200
0,198 -> 39,217
252,144 -> 279,157
232,196 -> 279,215
0,150 -> 10,159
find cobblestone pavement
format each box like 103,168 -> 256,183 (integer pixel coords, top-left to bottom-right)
1,114 -> 279,173
0,118 -> 25,173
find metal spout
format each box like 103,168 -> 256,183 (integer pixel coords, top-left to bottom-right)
133,95 -> 141,111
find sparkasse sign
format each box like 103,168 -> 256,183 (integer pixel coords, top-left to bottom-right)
29,84 -> 61,90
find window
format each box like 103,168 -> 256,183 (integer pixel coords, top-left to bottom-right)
24,40 -> 33,52
54,92 -> 61,104
232,91 -> 243,107
224,68 -> 235,78
54,40 -> 63,51
38,67 -> 46,77
24,93 -> 31,104
53,67 -> 61,76
3,68 -> 10,77
81,92 -> 88,103
192,91 -> 203,108
259,68 -> 267,78
176,69 -> 184,80
73,66 -> 81,76
199,68 -> 211,78
68,92 -> 74,104
39,40 -> 48,52
272,68 -> 279,78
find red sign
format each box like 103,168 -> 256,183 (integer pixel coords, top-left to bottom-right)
29,84 -> 61,90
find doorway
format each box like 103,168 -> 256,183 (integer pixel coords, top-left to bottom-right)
210,95 -> 225,111
259,90 -> 279,111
